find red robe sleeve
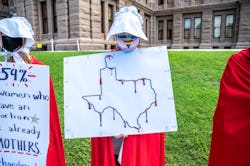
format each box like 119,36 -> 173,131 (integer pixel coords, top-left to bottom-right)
91,133 -> 165,166
208,48 -> 250,166
32,57 -> 66,166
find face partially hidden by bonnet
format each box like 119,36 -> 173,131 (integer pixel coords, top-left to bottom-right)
106,6 -> 147,52
0,17 -> 35,63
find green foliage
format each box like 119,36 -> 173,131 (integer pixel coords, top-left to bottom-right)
28,50 -> 237,165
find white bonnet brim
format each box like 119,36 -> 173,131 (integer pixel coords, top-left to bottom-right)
106,6 -> 148,41
0,17 -> 35,48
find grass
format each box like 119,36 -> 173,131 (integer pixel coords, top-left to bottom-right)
166,51 -> 236,165
4,50 -> 237,165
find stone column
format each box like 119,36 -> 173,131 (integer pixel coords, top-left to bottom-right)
151,15 -> 156,45
24,0 -> 34,23
79,0 -> 90,39
200,9 -> 212,49
236,1 -> 250,49
103,1 -> 109,38
57,0 -> 69,39
171,12 -> 182,49
91,0 -> 102,39
32,1 -> 39,38
174,0 -> 182,7
69,0 -> 81,38
46,0 -> 53,37
15,0 -> 25,17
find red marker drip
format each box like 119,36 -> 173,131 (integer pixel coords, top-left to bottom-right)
99,113 -> 102,126
113,109 -> 115,120
109,68 -> 114,75
106,55 -> 112,60
118,80 -> 124,85
154,101 -> 157,106
99,77 -> 102,85
141,78 -> 145,85
134,81 -> 137,93
28,74 -> 36,78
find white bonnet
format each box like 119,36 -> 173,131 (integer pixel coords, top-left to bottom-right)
106,6 -> 148,40
0,16 -> 35,49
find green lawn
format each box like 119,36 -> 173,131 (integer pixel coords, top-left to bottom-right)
29,50 -> 237,165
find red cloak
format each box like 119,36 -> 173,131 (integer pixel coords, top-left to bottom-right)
91,133 -> 165,166
208,48 -> 250,166
32,56 -> 66,166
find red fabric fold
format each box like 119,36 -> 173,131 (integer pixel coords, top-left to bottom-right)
91,133 -> 165,166
91,137 -> 116,166
32,56 -> 66,166
209,48 -> 250,166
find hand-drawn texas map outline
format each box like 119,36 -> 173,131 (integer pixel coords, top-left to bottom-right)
82,54 -> 158,133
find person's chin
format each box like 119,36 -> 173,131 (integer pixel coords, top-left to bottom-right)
121,47 -> 137,53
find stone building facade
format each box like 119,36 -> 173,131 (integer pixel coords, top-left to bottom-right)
1,0 -> 250,50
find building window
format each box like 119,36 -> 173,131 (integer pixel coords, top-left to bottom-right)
145,14 -> 150,38
145,18 -> 149,38
158,0 -> 164,5
52,0 -> 57,33
184,18 -> 191,39
108,4 -> 114,29
41,1 -> 48,34
184,0 -> 191,2
167,20 -> 173,40
225,14 -> 234,38
194,17 -> 201,39
158,20 -> 164,40
2,0 -> 8,6
214,15 -> 221,38
101,1 -> 105,33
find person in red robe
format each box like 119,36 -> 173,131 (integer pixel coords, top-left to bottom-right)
91,6 -> 166,166
0,16 -> 66,166
208,47 -> 250,166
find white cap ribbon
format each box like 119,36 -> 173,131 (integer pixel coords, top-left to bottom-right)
0,47 -> 30,64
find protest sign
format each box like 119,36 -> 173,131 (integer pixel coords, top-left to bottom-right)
64,46 -> 177,138
0,62 -> 49,166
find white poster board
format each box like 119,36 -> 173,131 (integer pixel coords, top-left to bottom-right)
64,46 -> 177,138
0,62 -> 49,166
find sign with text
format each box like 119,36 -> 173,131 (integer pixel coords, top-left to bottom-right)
64,46 -> 177,138
0,62 -> 49,166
